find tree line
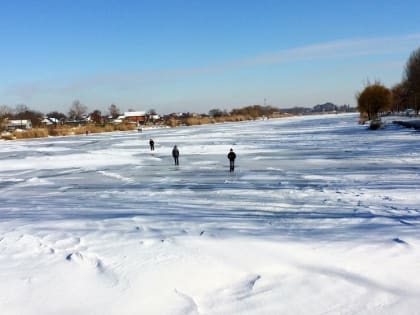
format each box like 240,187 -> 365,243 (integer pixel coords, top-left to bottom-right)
357,46 -> 420,120
1,99 -> 285,129
208,105 -> 281,119
2,94 -> 355,131
0,101 -> 125,128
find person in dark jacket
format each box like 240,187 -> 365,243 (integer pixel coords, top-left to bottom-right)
172,145 -> 179,165
149,139 -> 155,151
227,148 -> 236,172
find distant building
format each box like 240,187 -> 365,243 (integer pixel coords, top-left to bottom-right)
41,117 -> 60,126
5,119 -> 32,131
313,102 -> 337,112
112,111 -> 146,125
148,114 -> 161,123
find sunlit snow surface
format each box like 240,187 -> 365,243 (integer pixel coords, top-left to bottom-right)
1,114 -> 420,314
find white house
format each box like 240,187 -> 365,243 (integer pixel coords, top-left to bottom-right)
6,120 -> 32,130
41,117 -> 60,125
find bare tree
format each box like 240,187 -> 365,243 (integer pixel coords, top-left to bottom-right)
108,104 -> 120,119
68,100 -> 88,120
208,108 -> 227,118
15,104 -> 29,114
12,105 -> 44,128
404,47 -> 420,114
90,110 -> 102,124
0,105 -> 13,118
47,111 -> 67,121
391,82 -> 409,113
148,108 -> 157,115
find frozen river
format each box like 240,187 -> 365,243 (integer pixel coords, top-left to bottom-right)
1,113 -> 420,314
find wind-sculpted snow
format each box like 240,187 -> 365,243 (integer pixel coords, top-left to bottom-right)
1,113 -> 420,314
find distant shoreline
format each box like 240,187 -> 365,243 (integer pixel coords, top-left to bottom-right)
0,111 -> 352,141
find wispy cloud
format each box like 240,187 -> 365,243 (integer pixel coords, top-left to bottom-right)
5,33 -> 420,100
236,33 -> 420,67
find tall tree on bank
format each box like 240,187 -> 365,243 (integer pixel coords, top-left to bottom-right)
12,104 -> 44,127
148,109 -> 157,115
391,82 -> 409,113
47,111 -> 67,121
90,110 -> 102,124
0,105 -> 13,118
208,108 -> 227,118
108,104 -> 120,119
356,82 -> 391,120
15,104 -> 29,114
404,47 -> 420,114
68,100 -> 88,120
0,104 -> 43,126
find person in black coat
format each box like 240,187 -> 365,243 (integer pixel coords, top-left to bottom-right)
227,148 -> 236,172
172,145 -> 179,165
149,139 -> 155,151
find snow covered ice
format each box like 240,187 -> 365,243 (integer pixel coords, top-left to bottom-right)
1,113 -> 420,314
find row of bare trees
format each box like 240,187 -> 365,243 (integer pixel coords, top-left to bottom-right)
66,100 -> 123,121
0,104 -> 44,127
357,47 -> 420,120
0,101 -> 125,127
208,105 -> 280,119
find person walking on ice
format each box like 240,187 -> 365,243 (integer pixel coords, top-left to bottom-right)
172,145 -> 180,165
227,148 -> 236,172
149,139 -> 155,151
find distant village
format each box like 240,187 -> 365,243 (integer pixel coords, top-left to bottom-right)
0,102 -> 355,140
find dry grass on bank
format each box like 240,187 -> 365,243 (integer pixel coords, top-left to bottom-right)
170,115 -> 256,127
1,123 -> 137,140
1,114 -> 294,140
14,128 -> 49,139
184,113 -> 292,126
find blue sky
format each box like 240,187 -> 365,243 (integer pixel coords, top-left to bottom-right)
1,0 -> 420,114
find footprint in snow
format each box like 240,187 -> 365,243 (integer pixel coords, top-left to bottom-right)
65,251 -> 104,271
399,220 -> 413,226
220,274 -> 262,301
392,238 -> 408,245
173,289 -> 200,315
